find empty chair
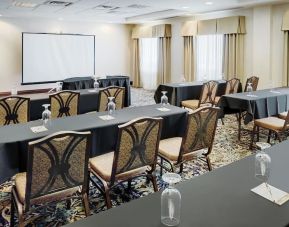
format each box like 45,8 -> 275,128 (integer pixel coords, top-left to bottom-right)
49,91 -> 80,118
97,86 -> 125,112
0,96 -> 30,126
214,78 -> 240,105
181,81 -> 219,110
158,106 -> 220,174
250,110 -> 289,149
10,131 -> 91,227
89,117 -> 163,209
244,76 -> 259,92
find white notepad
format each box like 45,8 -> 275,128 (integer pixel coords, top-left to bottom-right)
99,115 -> 115,121
246,94 -> 258,97
157,107 -> 171,112
251,183 -> 289,205
270,90 -> 281,94
87,89 -> 97,93
30,125 -> 48,133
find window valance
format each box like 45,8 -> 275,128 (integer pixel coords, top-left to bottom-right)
132,24 -> 171,39
282,10 -> 289,31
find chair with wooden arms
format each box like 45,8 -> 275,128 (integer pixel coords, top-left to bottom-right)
244,76 -> 259,92
250,111 -> 289,149
10,131 -> 91,227
49,91 -> 80,119
181,81 -> 219,110
0,96 -> 30,126
97,86 -> 125,112
89,117 -> 163,209
214,78 -> 240,105
158,106 -> 220,174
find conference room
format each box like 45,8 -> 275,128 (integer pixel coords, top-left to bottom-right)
1,0 -> 289,226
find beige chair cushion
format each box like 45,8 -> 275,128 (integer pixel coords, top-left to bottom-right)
279,112 -> 288,120
15,172 -> 79,204
181,100 -> 199,110
89,152 -> 149,182
159,137 -> 205,163
254,117 -> 288,131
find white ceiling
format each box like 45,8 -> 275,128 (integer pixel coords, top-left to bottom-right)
0,0 -> 288,23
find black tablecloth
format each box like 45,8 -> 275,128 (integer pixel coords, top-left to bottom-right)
67,141 -> 289,227
219,87 -> 289,123
0,104 -> 187,184
154,80 -> 242,106
62,76 -> 131,106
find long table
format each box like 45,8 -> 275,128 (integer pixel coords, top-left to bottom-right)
154,80 -> 242,106
0,104 -> 187,184
67,141 -> 289,227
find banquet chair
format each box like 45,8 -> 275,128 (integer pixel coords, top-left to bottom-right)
10,131 -> 91,227
89,117 -> 163,209
214,78 -> 240,105
49,91 -> 80,118
250,110 -> 289,149
97,86 -> 125,112
181,81 -> 219,110
158,106 -> 220,174
244,76 -> 259,92
0,96 -> 30,126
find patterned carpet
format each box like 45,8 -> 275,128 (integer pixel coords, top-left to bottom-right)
0,88 -> 275,227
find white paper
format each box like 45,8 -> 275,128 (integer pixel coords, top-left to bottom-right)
251,183 -> 289,205
246,94 -> 258,97
270,90 -> 281,94
157,107 -> 171,112
178,83 -> 187,86
87,89 -> 97,93
30,125 -> 48,133
99,115 -> 115,121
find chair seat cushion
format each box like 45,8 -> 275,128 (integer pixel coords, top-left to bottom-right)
89,152 -> 149,182
255,117 -> 287,131
159,137 -> 205,162
279,111 -> 288,120
181,100 -> 199,109
15,172 -> 79,204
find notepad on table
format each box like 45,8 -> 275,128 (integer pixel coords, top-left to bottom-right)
99,115 -> 115,121
157,107 -> 171,112
30,125 -> 48,133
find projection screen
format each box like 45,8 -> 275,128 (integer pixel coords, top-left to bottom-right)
22,33 -> 95,84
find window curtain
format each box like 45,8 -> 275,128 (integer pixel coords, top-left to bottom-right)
132,39 -> 141,87
157,37 -> 171,85
184,36 -> 195,81
283,31 -> 289,86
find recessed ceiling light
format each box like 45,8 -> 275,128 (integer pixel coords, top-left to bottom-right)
12,1 -> 37,8
205,1 -> 213,5
0,14 -> 2,17
182,6 -> 189,9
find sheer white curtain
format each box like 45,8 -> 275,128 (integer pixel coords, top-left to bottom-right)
195,34 -> 224,81
140,38 -> 158,90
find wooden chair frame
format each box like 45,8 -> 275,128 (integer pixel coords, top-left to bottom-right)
97,86 -> 125,112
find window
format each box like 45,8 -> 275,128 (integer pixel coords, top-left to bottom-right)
195,34 -> 224,81
139,38 -> 158,90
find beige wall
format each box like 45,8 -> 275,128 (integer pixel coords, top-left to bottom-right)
0,18 -> 131,92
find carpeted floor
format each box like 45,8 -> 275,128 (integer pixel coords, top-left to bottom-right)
0,88 -> 277,226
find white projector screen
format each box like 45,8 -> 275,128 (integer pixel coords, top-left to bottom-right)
22,33 -> 95,84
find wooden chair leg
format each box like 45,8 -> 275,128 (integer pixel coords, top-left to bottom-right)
17,205 -> 25,227
238,112 -> 242,141
277,133 -> 282,143
206,156 -> 212,171
221,118 -> 224,125
151,175 -> 158,192
267,130 -> 272,143
82,193 -> 91,217
10,195 -> 16,227
128,179 -> 132,190
160,158 -> 163,176
250,125 -> 257,150
104,187 -> 112,209
66,199 -> 72,210
257,126 -> 260,142
179,163 -> 184,173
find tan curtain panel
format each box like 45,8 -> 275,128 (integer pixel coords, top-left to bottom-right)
132,24 -> 171,38
282,10 -> 289,31
157,37 -> 171,85
184,36 -> 195,81
283,32 -> 289,86
132,39 -> 141,88
223,34 -> 245,82
217,16 -> 246,34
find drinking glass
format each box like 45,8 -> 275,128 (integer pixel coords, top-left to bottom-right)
247,82 -> 253,95
161,91 -> 169,106
11,84 -> 18,95
203,75 -> 208,82
107,97 -> 116,115
42,104 -> 51,127
93,78 -> 100,90
56,82 -> 63,92
161,173 -> 182,226
255,151 -> 271,183
181,75 -> 186,83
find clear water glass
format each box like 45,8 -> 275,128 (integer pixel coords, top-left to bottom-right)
42,104 -> 51,127
247,82 -> 253,95
203,75 -> 207,81
161,173 -> 182,226
181,75 -> 186,83
56,82 -> 63,92
161,91 -> 169,105
11,84 -> 18,95
255,151 -> 271,182
93,78 -> 100,90
107,97 -> 116,115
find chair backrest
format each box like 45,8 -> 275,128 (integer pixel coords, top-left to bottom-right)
50,91 -> 80,119
244,76 -> 259,92
198,81 -> 219,107
25,131 -> 91,210
179,106 -> 219,162
0,96 -> 30,126
282,110 -> 289,130
225,78 -> 240,95
97,86 -> 125,112
110,117 -> 163,184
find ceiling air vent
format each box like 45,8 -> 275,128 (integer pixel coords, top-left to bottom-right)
44,1 -> 73,7
93,5 -> 120,11
127,4 -> 149,9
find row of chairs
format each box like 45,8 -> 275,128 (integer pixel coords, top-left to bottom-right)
0,86 -> 125,126
10,106 -> 220,227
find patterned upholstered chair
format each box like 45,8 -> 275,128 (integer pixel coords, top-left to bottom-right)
89,117 -> 163,209
97,86 -> 125,112
158,106 -> 220,174
250,111 -> 289,149
181,81 -> 219,110
244,76 -> 259,92
49,91 -> 80,119
10,131 -> 91,227
0,96 -> 30,126
214,78 -> 240,105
